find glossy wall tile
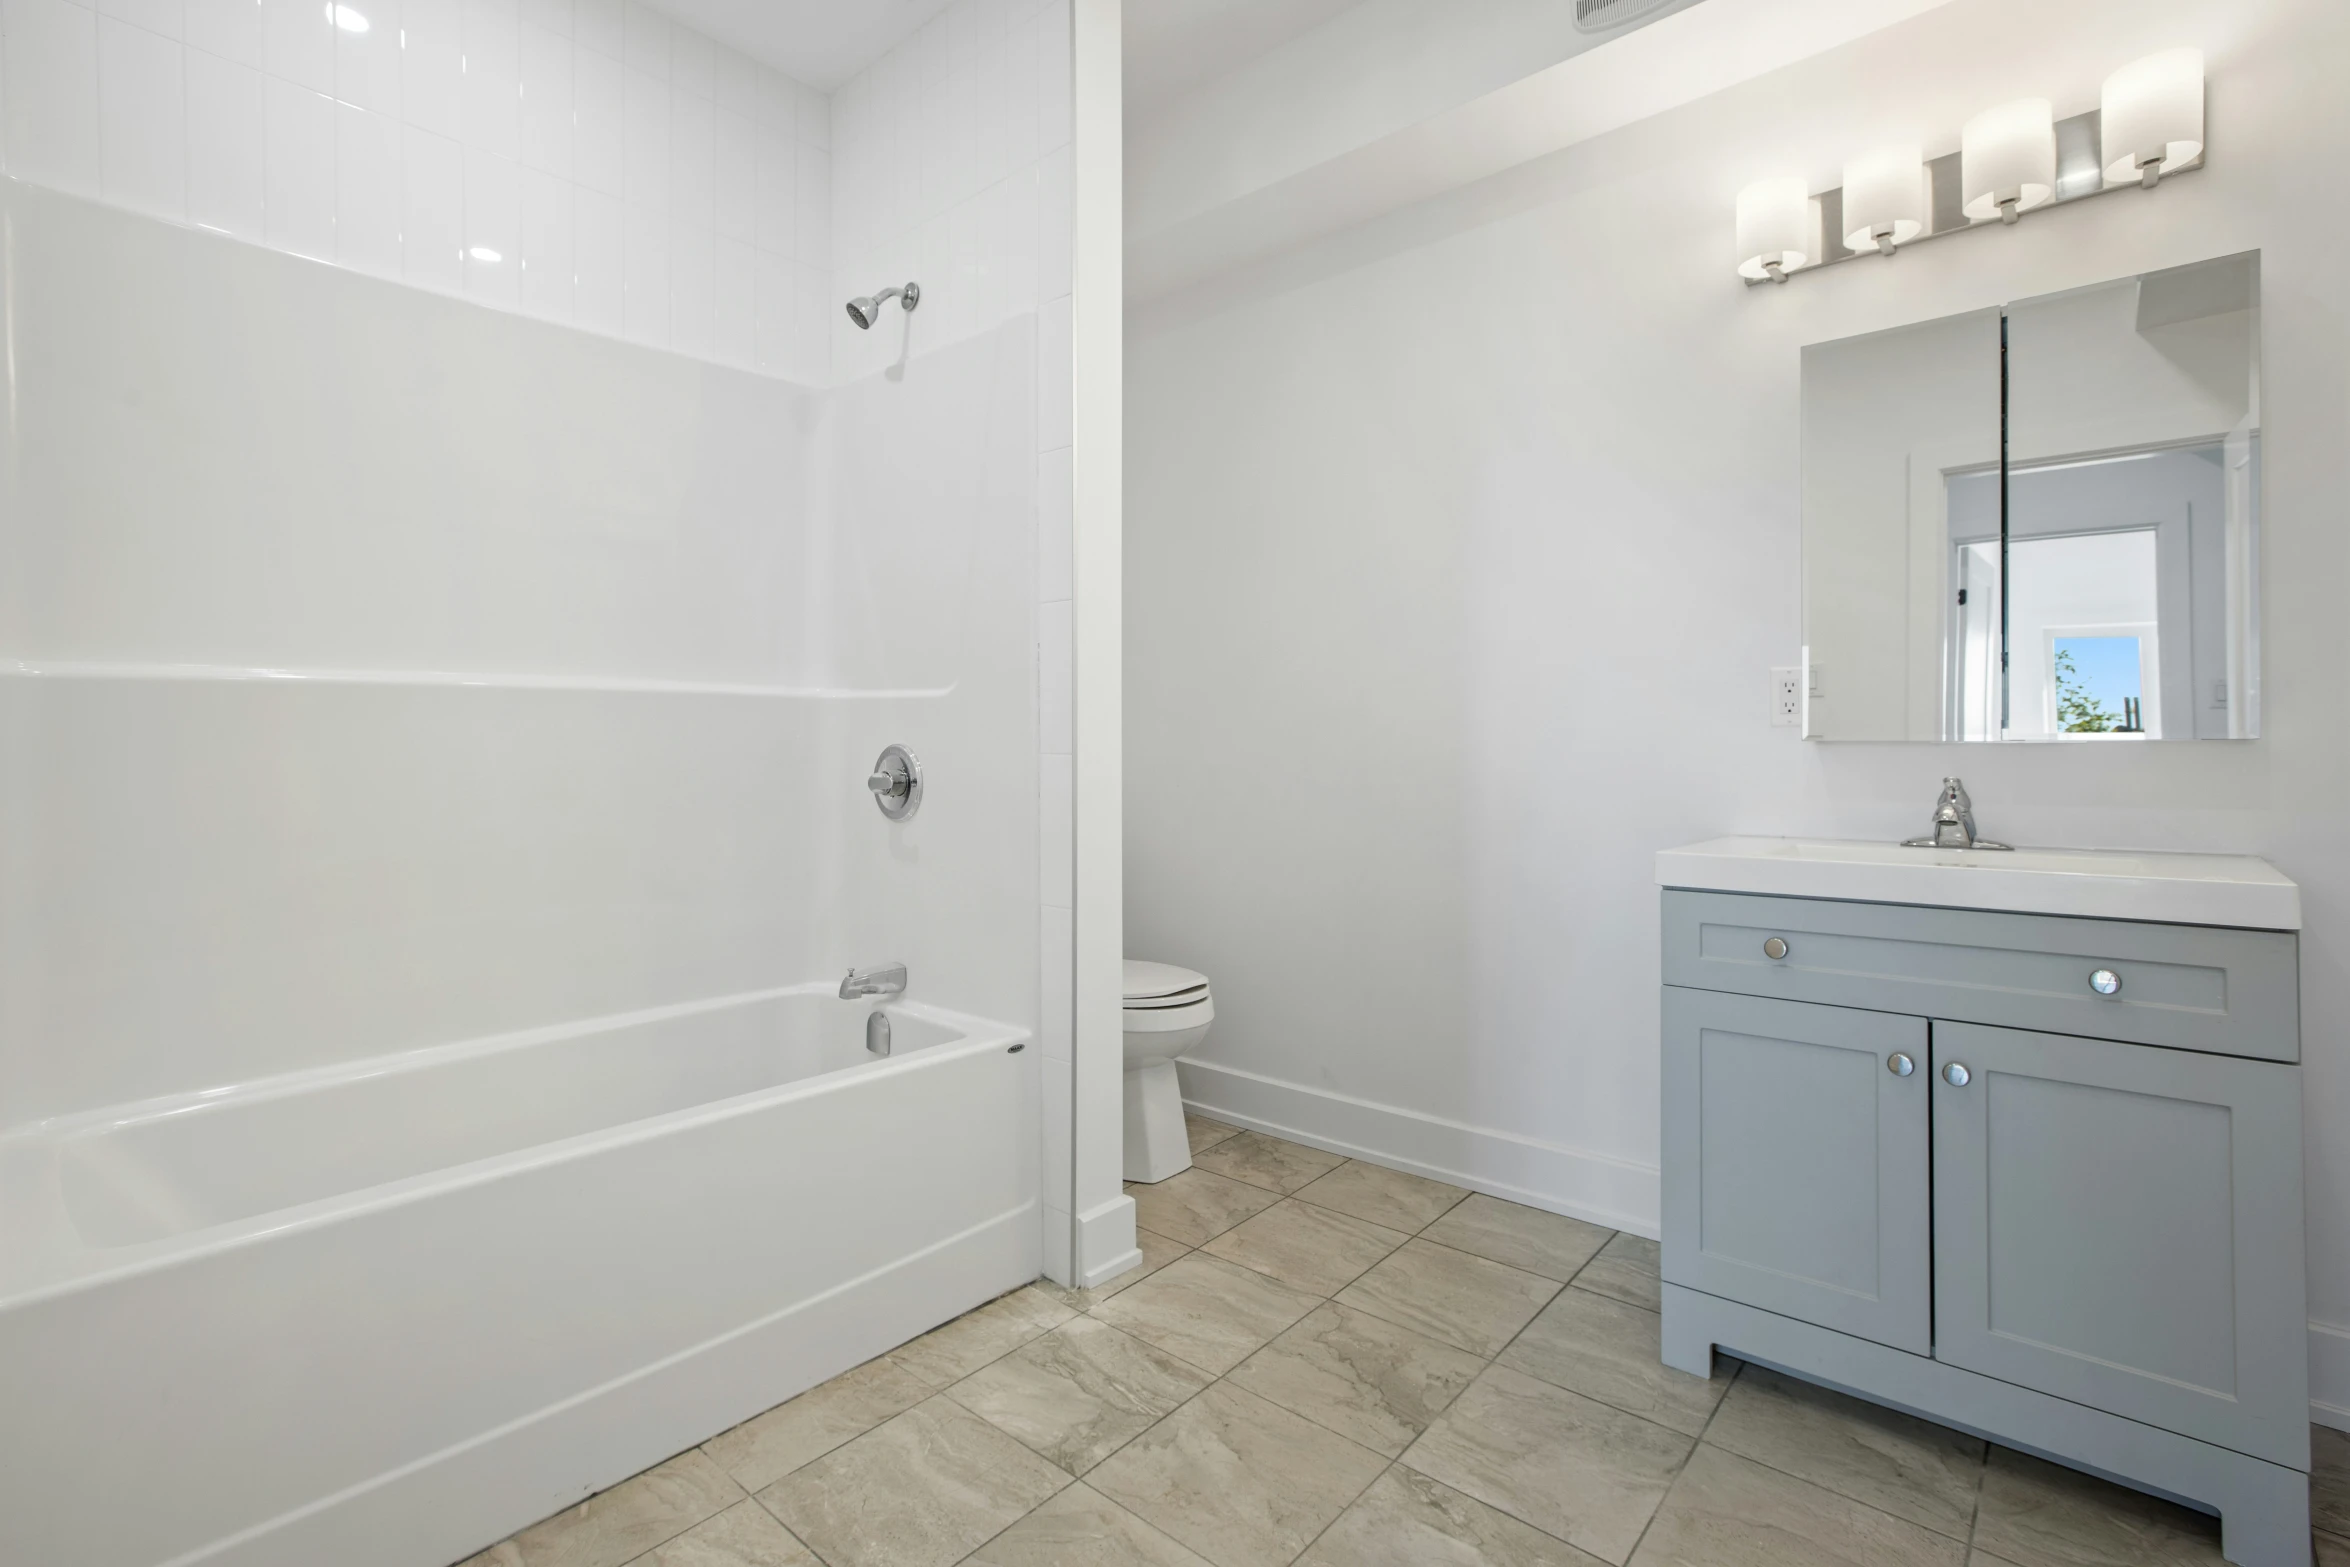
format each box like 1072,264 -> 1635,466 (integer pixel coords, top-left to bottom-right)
0,0 -> 833,379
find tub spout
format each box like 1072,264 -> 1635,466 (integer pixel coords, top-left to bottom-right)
840,962 -> 907,1000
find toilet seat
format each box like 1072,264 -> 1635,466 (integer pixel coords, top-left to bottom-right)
1124,960 -> 1208,1005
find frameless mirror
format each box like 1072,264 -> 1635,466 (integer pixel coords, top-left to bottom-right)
1800,251 -> 2259,742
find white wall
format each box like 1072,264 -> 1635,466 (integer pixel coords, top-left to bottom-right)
1127,0 -> 2350,1424
0,0 -> 836,379
825,0 -> 1083,1280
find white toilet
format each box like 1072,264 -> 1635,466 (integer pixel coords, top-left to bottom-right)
1123,959 -> 1214,1183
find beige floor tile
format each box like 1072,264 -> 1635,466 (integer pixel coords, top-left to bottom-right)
2314,1531 -> 2350,1567
966,1483 -> 1217,1566
1567,1256 -> 1660,1313
1193,1131 -> 1346,1195
1298,1466 -> 1607,1567
1628,1445 -> 1964,1567
468,1449 -> 745,1567
1294,1160 -> 1470,1233
755,1397 -> 1070,1567
1130,1168 -> 1284,1247
1496,1287 -> 1727,1438
701,1357 -> 933,1493
1402,1364 -> 1692,1565
1699,1364 -> 1985,1538
1422,1196 -> 1612,1283
1093,1252 -> 1322,1375
2318,1424 -> 2350,1536
888,1287 -> 1076,1389
1969,1446 -> 2225,1567
948,1315 -> 1211,1474
1226,1300 -> 1486,1457
1036,1228 -> 1193,1312
1087,1381 -> 1389,1567
1335,1238 -> 1560,1357
1186,1115 -> 1242,1155
1598,1232 -> 1658,1272
628,1500 -> 818,1567
1201,1199 -> 1408,1296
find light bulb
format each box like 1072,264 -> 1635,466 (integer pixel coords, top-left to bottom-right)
1962,98 -> 2055,224
1842,144 -> 1925,255
2102,48 -> 2204,188
1736,178 -> 1813,282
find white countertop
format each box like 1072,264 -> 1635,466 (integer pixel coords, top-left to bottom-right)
1656,837 -> 2300,931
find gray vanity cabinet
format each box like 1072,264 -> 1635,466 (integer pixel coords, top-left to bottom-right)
1931,1020 -> 2308,1468
1660,988 -> 1928,1353
1660,886 -> 2312,1567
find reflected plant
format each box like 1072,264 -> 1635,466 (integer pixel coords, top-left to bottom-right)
2054,649 -> 2119,733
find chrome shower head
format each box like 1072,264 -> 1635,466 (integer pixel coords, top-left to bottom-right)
845,281 -> 921,329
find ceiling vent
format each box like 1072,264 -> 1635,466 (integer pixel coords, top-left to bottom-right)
1574,0 -> 1679,32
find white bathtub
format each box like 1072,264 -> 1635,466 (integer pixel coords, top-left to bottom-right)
0,987 -> 1039,1567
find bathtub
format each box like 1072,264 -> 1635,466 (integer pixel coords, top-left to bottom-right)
0,986 -> 1039,1567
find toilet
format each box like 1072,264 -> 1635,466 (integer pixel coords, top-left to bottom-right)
1123,959 -> 1214,1183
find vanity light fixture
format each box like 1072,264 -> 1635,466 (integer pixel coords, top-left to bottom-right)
1842,143 -> 1926,255
1961,98 -> 2056,224
1736,177 -> 1813,283
1740,48 -> 2207,285
2102,47 -> 2205,188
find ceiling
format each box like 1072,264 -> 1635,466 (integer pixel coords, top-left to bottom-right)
1124,0 -> 1362,126
644,0 -> 958,91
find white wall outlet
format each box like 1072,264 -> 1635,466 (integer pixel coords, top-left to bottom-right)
1771,667 -> 1801,728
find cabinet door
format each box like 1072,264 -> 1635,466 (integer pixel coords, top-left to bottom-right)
1662,987 -> 1930,1354
1932,1021 -> 2308,1467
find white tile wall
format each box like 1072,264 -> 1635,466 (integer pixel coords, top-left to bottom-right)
0,0 -> 833,381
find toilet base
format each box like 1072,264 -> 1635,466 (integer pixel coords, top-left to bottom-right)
1123,1061 -> 1192,1183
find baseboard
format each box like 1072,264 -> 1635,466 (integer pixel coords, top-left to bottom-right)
1177,1058 -> 1660,1237
2313,1319 -> 2350,1433
1077,1194 -> 1140,1287
197,1204 -> 1038,1567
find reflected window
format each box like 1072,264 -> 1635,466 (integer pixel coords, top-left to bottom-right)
2052,636 -> 2146,734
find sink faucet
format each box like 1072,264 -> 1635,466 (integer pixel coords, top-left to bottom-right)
1901,778 -> 2012,851
839,962 -> 908,1000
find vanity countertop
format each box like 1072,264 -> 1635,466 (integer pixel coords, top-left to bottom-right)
1656,836 -> 2299,931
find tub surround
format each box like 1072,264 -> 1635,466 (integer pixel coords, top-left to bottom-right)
1658,838 -> 2310,1564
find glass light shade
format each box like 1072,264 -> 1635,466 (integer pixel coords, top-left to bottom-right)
2102,48 -> 2204,182
1961,98 -> 2056,221
1737,177 -> 1813,280
1842,144 -> 1925,252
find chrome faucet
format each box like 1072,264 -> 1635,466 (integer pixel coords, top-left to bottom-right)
1901,778 -> 2011,851
839,962 -> 908,1000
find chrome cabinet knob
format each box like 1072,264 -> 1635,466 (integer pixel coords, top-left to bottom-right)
1887,1052 -> 1915,1077
1942,1061 -> 1971,1087
2089,969 -> 2121,996
1762,937 -> 1789,960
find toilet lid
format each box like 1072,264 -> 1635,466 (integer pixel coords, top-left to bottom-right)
1124,959 -> 1209,1003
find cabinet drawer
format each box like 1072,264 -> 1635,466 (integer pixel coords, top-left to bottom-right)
1661,890 -> 2297,1062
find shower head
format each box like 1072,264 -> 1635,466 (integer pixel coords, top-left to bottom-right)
845,281 -> 921,329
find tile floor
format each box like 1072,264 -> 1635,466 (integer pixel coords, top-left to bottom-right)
461,1117 -> 2350,1567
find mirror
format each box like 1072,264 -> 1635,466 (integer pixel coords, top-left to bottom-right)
1801,252 -> 2259,742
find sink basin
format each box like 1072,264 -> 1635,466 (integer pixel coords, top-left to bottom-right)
1656,836 -> 2298,929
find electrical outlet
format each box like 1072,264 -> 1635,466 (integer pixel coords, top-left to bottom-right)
1771,667 -> 1801,728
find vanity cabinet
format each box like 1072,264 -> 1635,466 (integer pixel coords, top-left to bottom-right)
1658,874 -> 2311,1567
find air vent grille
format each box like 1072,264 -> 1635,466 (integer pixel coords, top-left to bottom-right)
1574,0 -> 1677,32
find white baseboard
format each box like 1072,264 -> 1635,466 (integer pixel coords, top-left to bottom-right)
2312,1319 -> 2350,1434
1177,1058 -> 1660,1238
1077,1193 -> 1140,1287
